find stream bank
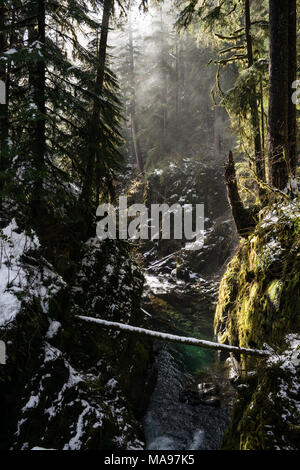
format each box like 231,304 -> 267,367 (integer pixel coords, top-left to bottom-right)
215,199 -> 300,450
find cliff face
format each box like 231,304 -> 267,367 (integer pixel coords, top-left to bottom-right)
0,221 -> 153,450
124,158 -> 237,277
214,199 -> 300,450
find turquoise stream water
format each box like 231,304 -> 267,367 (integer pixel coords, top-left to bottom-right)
142,284 -> 233,450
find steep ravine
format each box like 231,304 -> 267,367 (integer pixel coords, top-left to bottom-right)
125,160 -> 239,450
3,163 -> 297,451
136,164 -> 300,450
0,158 -> 238,450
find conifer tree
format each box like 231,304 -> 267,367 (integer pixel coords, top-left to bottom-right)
0,1 -> 9,207
0,0 -> 124,236
268,0 -> 297,189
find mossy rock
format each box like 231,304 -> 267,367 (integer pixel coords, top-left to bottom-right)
0,234 -> 154,450
215,200 -> 300,449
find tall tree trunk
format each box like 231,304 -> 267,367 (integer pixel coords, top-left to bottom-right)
245,0 -> 264,183
288,0 -> 297,175
260,79 -> 265,160
175,36 -> 179,153
159,7 -> 168,155
225,151 -> 257,237
128,12 -> 143,173
268,0 -> 289,190
28,0 -> 46,212
81,0 -> 112,205
0,2 -> 9,208
213,107 -> 221,159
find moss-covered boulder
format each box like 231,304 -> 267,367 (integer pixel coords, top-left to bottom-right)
222,335 -> 300,450
214,199 -> 300,449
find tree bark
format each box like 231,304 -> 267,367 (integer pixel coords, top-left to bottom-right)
268,0 -> 289,190
214,107 -> 221,159
175,35 -> 180,153
28,0 -> 46,211
260,79 -> 265,160
159,7 -> 168,155
81,0 -> 112,205
225,151 -> 257,237
0,2 -> 9,206
288,0 -> 297,175
128,12 -> 144,173
245,0 -> 264,183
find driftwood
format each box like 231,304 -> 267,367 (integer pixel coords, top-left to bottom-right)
76,315 -> 271,358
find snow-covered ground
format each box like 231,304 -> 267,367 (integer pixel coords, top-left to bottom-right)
0,219 -> 64,328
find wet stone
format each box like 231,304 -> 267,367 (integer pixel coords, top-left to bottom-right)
179,383 -> 221,407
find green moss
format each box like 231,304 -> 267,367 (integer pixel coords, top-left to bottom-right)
215,200 -> 300,450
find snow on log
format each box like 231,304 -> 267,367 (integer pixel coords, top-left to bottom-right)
75,315 -> 271,358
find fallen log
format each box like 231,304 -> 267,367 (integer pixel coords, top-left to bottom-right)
75,315 -> 271,358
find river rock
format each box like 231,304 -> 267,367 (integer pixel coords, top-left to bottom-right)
179,382 -> 221,407
179,389 -> 202,406
197,382 -> 219,397
199,396 -> 221,407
